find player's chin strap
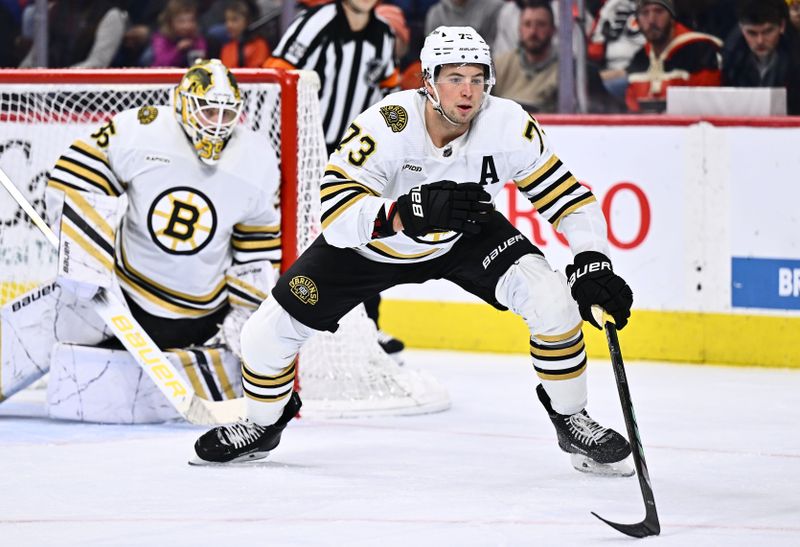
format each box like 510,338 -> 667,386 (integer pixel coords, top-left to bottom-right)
423,78 -> 491,127
424,83 -> 462,127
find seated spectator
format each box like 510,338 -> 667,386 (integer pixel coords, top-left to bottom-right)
626,0 -> 722,113
722,0 -> 800,115
494,0 -> 559,112
220,0 -> 270,68
424,0 -> 504,47
151,0 -> 207,67
19,0 -> 127,68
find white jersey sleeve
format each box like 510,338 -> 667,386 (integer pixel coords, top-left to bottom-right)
48,116 -> 127,198
231,150 -> 282,269
508,111 -> 610,256
319,114 -> 394,248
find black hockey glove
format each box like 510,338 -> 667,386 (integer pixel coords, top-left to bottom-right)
395,181 -> 492,237
565,251 -> 633,330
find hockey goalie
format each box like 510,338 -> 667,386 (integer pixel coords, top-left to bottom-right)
0,59 -> 281,423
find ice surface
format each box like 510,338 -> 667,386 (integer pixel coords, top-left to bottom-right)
1,350 -> 798,546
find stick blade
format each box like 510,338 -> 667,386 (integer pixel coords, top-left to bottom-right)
591,512 -> 660,538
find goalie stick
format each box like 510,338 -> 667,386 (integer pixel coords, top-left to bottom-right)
0,166 -> 244,425
590,306 -> 660,538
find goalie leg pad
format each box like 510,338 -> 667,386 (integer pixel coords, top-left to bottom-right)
240,297 -> 318,425
495,253 -> 587,415
48,343 -> 241,423
1,283 -> 59,400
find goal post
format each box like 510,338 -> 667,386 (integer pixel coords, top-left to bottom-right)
0,68 -> 449,417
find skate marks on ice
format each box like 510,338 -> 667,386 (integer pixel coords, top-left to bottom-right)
0,350 -> 799,545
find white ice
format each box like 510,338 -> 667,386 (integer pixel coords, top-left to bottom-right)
1,350 -> 798,546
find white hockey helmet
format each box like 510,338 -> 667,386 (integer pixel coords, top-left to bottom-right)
419,26 -> 495,120
174,59 -> 243,166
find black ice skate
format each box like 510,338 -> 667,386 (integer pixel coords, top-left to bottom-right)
190,391 -> 302,465
536,384 -> 633,477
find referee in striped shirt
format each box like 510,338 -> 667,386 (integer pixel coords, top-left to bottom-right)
264,0 -> 403,355
265,0 -> 400,155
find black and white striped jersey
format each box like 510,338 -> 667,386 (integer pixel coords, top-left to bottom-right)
267,1 -> 399,153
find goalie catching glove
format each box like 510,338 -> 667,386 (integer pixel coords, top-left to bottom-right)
395,181 -> 492,237
566,251 -> 633,330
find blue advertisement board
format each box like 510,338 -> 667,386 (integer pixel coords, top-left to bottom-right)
732,257 -> 800,310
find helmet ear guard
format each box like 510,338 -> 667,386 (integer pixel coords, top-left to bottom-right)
419,26 -> 495,123
174,59 -> 243,165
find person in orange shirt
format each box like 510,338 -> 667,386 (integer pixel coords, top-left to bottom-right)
220,0 -> 270,68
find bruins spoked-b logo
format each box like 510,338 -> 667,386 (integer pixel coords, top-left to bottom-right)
379,105 -> 408,133
289,276 -> 318,305
137,105 -> 158,125
148,187 -> 217,254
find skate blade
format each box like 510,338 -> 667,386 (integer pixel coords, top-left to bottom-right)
188,451 -> 270,466
570,454 -> 634,477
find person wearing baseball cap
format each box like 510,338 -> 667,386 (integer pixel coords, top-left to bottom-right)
625,0 -> 723,112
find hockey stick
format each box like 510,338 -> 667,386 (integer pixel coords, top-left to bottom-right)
0,166 -> 244,425
590,306 -> 660,538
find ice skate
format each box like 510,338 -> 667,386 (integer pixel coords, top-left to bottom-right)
376,329 -> 405,364
190,391 -> 302,465
536,384 -> 633,477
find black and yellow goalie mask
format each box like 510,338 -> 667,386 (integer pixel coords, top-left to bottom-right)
174,59 -> 243,166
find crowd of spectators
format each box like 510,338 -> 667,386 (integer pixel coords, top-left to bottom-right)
0,0 -> 798,114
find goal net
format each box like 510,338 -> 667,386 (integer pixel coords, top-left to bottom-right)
0,68 -> 449,417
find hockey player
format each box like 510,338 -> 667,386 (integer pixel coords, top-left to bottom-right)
0,59 -> 281,423
193,27 -> 634,476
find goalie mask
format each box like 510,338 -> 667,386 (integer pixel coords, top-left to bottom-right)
420,26 -> 495,125
174,59 -> 243,165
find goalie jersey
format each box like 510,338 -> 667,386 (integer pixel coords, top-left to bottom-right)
48,105 -> 281,319
322,89 -> 607,263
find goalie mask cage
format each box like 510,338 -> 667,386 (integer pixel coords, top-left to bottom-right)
0,68 -> 449,418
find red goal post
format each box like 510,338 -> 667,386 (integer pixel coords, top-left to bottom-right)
0,67 -> 450,417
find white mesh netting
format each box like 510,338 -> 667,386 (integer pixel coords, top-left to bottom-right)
0,69 -> 449,417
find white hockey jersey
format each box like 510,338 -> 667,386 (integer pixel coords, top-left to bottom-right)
321,89 -> 609,264
48,105 -> 281,319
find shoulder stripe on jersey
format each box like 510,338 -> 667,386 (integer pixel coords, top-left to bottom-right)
366,241 -> 438,260
54,157 -> 119,196
550,194 -> 597,229
48,177 -> 88,195
71,140 -> 110,168
320,192 -> 368,229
